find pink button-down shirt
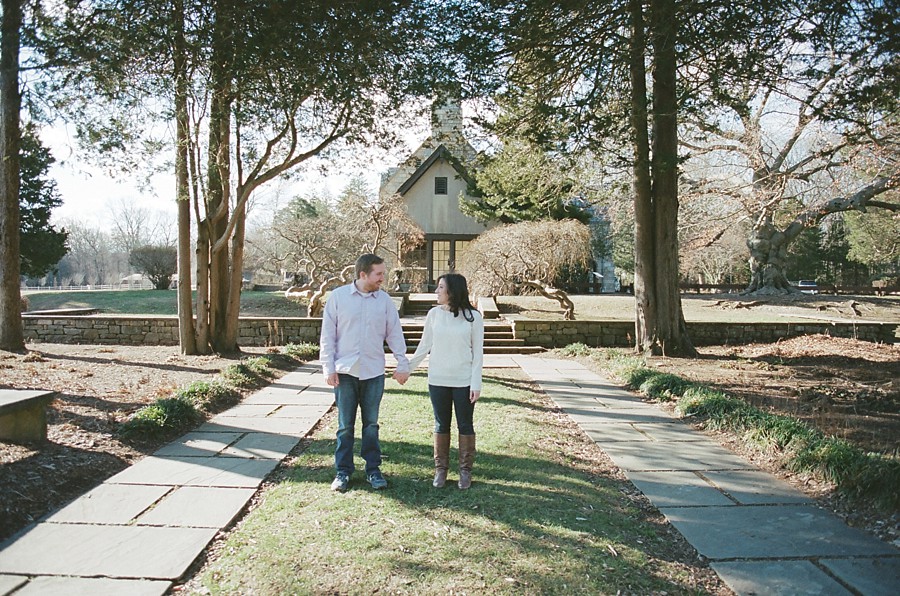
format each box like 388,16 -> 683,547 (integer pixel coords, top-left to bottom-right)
320,282 -> 409,381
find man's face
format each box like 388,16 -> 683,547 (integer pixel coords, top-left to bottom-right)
358,263 -> 386,293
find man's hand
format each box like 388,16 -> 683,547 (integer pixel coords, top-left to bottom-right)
326,373 -> 339,387
392,371 -> 410,385
469,389 -> 481,403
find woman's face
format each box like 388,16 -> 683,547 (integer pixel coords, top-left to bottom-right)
435,278 -> 450,305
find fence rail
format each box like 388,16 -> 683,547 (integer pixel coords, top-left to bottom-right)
21,284 -> 137,292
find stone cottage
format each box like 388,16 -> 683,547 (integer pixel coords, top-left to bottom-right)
379,99 -> 491,289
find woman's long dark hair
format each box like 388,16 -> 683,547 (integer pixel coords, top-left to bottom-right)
439,273 -> 476,322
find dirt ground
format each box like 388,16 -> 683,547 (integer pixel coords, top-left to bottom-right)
0,345 -> 289,543
2,324 -> 898,553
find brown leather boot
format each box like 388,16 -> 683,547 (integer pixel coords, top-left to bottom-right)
458,434 -> 475,490
433,433 -> 451,488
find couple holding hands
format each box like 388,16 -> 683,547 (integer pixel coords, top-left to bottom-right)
319,254 -> 484,492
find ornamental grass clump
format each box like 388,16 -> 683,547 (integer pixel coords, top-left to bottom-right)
178,379 -> 236,411
119,397 -> 201,439
282,342 -> 319,359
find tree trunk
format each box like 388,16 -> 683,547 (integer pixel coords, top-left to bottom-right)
648,0 -> 694,356
629,0 -> 655,352
173,0 -> 197,354
205,0 -> 236,354
743,177 -> 895,295
630,0 -> 695,356
523,280 -> 575,320
0,0 -> 23,351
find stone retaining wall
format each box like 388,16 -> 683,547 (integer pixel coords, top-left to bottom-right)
23,315 -> 322,347
23,314 -> 896,348
507,318 -> 897,348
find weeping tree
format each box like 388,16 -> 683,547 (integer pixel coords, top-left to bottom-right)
458,219 -> 591,320
36,0 -> 459,353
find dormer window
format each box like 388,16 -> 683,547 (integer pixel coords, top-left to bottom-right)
435,177 -> 448,195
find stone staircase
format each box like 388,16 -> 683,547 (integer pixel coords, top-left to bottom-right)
399,295 -> 543,354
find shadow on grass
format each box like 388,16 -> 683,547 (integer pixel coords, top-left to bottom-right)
276,436 -> 699,593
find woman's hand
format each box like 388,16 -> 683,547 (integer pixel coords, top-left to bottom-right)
469,389 -> 480,403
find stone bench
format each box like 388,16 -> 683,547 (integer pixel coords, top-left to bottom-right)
0,390 -> 56,442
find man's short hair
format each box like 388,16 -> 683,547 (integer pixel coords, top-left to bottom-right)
355,254 -> 384,278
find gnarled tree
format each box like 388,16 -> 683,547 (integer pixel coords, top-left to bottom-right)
458,219 -> 591,320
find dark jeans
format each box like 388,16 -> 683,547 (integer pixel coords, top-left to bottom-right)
334,374 -> 385,475
429,385 -> 475,435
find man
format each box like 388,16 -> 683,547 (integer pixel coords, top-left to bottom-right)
320,254 -> 410,491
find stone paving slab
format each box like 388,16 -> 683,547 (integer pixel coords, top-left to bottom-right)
197,415 -> 317,436
221,432 -> 300,459
560,406 -> 676,426
153,431 -> 243,457
9,576 -> 171,596
44,483 -> 171,525
270,404 -> 333,418
137,486 -> 256,528
0,574 -> 26,595
216,403 -> 280,417
661,505 -> 898,559
596,438 -> 754,471
242,387 -> 307,405
710,560 -> 852,596
626,471 -> 735,506
702,469 -> 813,505
578,422 -> 701,444
820,557 -> 900,596
0,524 -> 217,579
106,455 -> 279,488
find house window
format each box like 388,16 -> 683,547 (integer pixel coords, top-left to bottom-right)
434,177 -> 448,195
432,240 -> 451,280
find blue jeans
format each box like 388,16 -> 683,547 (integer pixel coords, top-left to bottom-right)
334,374 -> 385,475
429,385 -> 475,435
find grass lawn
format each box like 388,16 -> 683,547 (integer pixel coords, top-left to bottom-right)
186,372 -> 713,594
25,289 -> 899,323
23,290 -> 308,316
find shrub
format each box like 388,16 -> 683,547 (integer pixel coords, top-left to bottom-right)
557,343 -> 592,357
177,380 -> 236,411
119,397 -> 201,439
282,342 -> 319,359
221,362 -> 262,388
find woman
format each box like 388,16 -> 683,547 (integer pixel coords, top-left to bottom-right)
409,273 -> 484,489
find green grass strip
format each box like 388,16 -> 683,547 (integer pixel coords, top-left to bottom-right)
192,372 -> 707,594
573,347 -> 900,510
118,344 -> 315,440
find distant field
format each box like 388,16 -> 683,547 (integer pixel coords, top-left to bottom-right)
22,290 -> 309,317
22,289 -> 899,323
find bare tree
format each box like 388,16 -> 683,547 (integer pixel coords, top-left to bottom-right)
267,181 -> 423,317
458,220 -> 591,320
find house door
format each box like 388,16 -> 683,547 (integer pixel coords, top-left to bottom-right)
432,240 -> 452,280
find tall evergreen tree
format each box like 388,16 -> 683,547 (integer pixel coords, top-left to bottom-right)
19,124 -> 68,278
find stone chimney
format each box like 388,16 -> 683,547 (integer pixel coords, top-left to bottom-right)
430,97 -> 464,148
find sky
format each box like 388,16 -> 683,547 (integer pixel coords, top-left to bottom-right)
44,108 -> 434,229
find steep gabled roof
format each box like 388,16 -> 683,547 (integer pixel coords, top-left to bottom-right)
396,144 -> 476,196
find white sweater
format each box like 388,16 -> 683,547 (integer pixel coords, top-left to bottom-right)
408,306 -> 484,391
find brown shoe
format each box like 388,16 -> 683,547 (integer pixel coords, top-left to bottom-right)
433,433 -> 451,488
458,434 -> 475,490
